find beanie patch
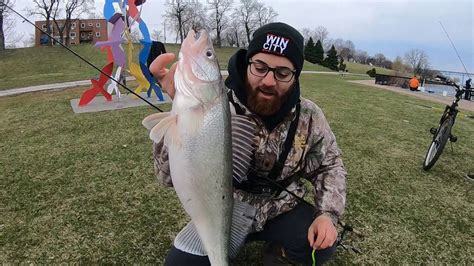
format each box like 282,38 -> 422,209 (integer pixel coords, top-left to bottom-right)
262,34 -> 289,55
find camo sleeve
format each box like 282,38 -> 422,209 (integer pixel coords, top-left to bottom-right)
303,105 -> 347,225
153,141 -> 174,187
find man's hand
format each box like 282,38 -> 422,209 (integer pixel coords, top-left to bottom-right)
149,53 -> 178,99
307,214 -> 338,250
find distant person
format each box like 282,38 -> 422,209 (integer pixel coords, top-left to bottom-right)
464,78 -> 472,100
409,76 -> 419,91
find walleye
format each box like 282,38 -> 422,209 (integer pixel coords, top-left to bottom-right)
143,30 -> 233,265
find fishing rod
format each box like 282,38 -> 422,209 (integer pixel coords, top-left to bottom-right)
439,21 -> 472,79
4,3 -> 310,204
1,3 -> 163,112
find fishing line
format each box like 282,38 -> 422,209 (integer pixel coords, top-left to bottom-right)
2,3 -> 163,112
439,21 -> 472,79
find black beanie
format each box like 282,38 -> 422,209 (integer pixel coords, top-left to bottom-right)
246,22 -> 304,77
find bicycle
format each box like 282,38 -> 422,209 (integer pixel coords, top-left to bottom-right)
422,76 -> 467,170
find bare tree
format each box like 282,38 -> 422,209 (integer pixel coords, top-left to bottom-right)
235,0 -> 259,44
313,25 -> 328,44
27,0 -> 60,46
300,27 -> 312,45
63,0 -> 94,46
164,0 -> 191,43
151,29 -> 163,41
1,0 -> 20,51
1,0 -> 13,50
185,0 -> 206,35
255,3 -> 277,27
208,0 -> 233,48
23,33 -> 36,47
354,50 -> 368,64
223,17 -> 246,47
404,49 -> 429,75
373,53 -> 386,67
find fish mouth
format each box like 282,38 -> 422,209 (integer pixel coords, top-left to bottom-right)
181,30 -> 210,53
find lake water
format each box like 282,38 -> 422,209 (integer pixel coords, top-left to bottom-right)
421,84 -> 457,97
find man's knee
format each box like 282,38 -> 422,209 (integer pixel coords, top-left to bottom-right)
164,246 -> 210,266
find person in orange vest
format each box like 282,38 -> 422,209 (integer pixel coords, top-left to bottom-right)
409,76 -> 419,91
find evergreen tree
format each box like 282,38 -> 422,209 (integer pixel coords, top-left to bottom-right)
314,39 -> 324,64
323,45 -> 339,71
304,37 -> 316,64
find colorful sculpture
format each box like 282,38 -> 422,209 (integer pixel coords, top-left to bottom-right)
78,0 -> 164,107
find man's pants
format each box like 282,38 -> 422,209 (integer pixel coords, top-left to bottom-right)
164,203 -> 337,265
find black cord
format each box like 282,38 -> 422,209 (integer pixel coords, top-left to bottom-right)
2,3 -> 163,112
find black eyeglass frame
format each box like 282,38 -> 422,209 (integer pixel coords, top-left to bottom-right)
248,59 -> 296,83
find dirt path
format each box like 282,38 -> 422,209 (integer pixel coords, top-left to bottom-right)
350,80 -> 474,112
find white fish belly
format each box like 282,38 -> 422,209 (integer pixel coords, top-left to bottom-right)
169,102 -> 232,265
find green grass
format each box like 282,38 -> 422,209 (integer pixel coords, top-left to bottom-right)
0,45 -> 397,90
346,61 -> 396,76
1,74 -> 473,264
0,44 -> 240,91
302,61 -> 334,72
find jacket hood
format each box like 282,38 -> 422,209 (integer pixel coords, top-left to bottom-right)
224,49 -> 301,131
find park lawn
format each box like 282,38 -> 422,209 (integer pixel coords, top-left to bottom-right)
346,61 -> 397,76
0,44 -> 387,91
1,74 -> 473,264
0,44 -> 240,91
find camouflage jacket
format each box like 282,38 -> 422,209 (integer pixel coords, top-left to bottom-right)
152,90 -> 347,231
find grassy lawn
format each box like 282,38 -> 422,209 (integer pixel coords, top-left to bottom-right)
0,45 -> 390,90
345,61 -> 396,76
0,44 -> 239,91
1,73 -> 472,264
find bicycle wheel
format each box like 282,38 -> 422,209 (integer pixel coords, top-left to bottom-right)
423,115 -> 455,170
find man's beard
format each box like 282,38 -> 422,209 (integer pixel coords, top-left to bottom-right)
245,80 -> 293,116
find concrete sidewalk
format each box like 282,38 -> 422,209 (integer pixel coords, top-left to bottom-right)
0,77 -> 136,97
350,80 -> 474,112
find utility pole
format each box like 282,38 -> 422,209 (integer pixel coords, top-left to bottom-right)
163,20 -> 166,43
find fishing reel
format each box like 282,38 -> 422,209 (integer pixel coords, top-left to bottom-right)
337,221 -> 363,254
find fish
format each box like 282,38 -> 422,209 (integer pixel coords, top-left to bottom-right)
143,30 -> 233,265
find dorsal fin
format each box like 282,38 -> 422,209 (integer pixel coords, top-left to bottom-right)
231,115 -> 257,183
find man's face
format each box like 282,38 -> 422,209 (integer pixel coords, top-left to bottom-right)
245,53 -> 296,116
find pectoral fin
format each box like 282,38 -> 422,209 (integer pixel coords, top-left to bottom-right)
149,114 -> 179,146
142,112 -> 171,131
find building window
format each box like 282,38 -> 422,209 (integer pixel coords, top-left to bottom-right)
81,32 -> 86,38
95,32 -> 100,37
81,23 -> 85,28
96,23 -> 101,28
41,24 -> 47,30
88,22 -> 93,27
70,42 -> 76,45
89,32 -> 93,36
72,22 -> 76,28
70,32 -> 76,37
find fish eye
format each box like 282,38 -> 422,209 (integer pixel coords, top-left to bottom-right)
206,50 -> 214,59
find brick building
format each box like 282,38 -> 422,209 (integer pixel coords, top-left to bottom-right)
35,18 -> 108,46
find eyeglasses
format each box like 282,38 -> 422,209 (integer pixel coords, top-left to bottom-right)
248,59 -> 296,83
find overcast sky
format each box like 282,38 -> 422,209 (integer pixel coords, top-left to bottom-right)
9,0 -> 474,72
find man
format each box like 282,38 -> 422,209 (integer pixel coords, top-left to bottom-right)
464,78 -> 472,101
409,76 -> 419,91
150,22 -> 347,265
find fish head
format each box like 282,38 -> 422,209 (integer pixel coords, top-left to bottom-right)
178,30 -> 221,86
